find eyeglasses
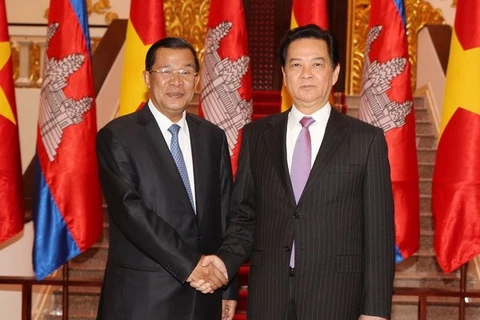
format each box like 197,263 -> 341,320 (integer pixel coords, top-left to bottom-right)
148,68 -> 198,81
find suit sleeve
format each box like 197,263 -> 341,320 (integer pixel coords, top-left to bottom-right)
96,127 -> 201,283
217,125 -> 256,279
218,132 -> 240,300
362,128 -> 395,318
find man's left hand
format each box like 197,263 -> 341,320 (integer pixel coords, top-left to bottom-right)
358,315 -> 387,320
222,299 -> 237,320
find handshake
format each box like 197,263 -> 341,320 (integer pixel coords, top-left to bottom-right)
187,255 -> 228,294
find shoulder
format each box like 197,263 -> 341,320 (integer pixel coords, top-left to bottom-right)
187,113 -> 226,136
331,109 -> 384,136
103,112 -> 137,130
244,112 -> 287,132
97,111 -> 145,144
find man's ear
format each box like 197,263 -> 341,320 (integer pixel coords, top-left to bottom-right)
143,70 -> 150,88
281,66 -> 287,87
332,64 -> 340,86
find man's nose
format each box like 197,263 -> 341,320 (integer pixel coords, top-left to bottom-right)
300,66 -> 313,78
169,72 -> 183,85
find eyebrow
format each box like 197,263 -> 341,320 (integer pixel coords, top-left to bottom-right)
287,57 -> 326,63
155,63 -> 196,69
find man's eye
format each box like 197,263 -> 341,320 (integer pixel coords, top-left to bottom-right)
179,70 -> 191,76
160,69 -> 172,75
313,63 -> 325,67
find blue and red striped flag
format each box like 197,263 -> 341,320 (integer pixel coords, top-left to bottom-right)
32,0 -> 102,280
0,0 -> 24,243
199,0 -> 252,175
432,0 -> 480,273
359,0 -> 419,263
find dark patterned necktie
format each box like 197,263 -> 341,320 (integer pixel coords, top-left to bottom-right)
168,124 -> 195,211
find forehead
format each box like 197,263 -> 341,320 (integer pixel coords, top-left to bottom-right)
153,47 -> 196,66
286,38 -> 329,60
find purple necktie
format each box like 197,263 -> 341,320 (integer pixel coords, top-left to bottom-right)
290,116 -> 315,268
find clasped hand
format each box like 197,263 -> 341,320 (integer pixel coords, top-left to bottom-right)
187,255 -> 228,294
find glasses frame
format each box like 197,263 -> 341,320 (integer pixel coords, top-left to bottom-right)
148,68 -> 198,81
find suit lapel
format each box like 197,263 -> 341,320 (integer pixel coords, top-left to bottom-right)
265,112 -> 296,206
187,115 -> 207,224
137,106 -> 195,215
299,108 -> 350,204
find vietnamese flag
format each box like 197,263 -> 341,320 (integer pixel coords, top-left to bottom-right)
0,0 -> 24,244
118,0 -> 165,116
432,0 -> 480,274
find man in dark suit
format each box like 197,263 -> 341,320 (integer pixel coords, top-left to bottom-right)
194,25 -> 395,320
96,37 -> 237,320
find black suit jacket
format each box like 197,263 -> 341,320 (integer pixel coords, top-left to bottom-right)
218,108 -> 395,320
96,106 -> 235,320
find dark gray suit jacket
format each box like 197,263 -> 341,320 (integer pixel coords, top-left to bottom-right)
219,108 -> 395,320
96,106 -> 235,320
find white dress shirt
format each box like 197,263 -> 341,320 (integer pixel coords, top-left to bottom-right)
148,101 -> 196,210
286,103 -> 331,173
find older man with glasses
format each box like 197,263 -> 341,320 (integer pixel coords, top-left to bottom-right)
96,37 -> 238,320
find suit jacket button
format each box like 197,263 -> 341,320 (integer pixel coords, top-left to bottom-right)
293,212 -> 300,218
283,246 -> 290,252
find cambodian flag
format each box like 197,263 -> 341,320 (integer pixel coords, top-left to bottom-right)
359,0 -> 420,263
198,0 -> 252,175
32,0 -> 102,280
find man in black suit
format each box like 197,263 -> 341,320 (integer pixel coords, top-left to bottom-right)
96,37 -> 237,320
194,25 -> 395,320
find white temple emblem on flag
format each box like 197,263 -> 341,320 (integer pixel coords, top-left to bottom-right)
359,25 -> 412,133
38,23 -> 93,161
200,21 -> 253,155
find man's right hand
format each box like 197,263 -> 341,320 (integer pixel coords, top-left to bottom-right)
187,255 -> 228,293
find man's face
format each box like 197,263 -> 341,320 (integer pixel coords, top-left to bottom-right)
282,38 -> 340,114
143,47 -> 199,122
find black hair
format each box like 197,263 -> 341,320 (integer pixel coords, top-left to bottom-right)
278,24 -> 339,69
145,37 -> 200,72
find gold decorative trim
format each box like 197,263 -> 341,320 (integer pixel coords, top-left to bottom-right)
346,0 -> 445,94
11,43 -> 20,81
29,42 -> 41,87
11,37 -> 101,88
164,0 -> 211,65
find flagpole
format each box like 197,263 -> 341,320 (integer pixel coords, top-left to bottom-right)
459,263 -> 467,320
62,264 -> 69,320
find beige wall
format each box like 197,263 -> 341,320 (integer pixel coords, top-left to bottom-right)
426,0 -> 456,25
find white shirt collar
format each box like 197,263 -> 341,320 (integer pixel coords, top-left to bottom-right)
289,102 -> 331,129
147,100 -> 188,132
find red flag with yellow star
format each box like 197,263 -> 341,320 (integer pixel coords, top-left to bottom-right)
118,0 -> 165,116
432,0 -> 480,273
0,0 -> 24,243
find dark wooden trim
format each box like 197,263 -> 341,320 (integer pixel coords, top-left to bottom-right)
92,19 -> 128,96
423,24 -> 452,74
